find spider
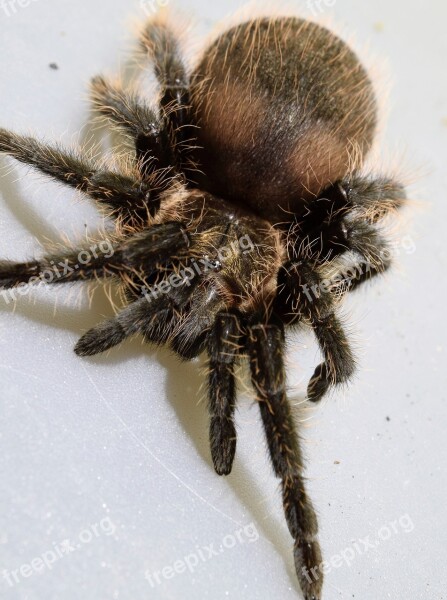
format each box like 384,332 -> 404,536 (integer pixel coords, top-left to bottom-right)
0,13 -> 407,600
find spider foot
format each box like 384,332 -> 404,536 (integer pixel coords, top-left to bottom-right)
294,538 -> 323,600
210,417 -> 237,476
307,363 -> 330,403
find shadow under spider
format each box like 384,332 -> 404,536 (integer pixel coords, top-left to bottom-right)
0,155 -> 62,244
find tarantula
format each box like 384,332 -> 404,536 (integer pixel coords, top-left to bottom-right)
0,13 -> 406,600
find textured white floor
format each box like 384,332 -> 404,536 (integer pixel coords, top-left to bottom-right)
0,1 -> 446,599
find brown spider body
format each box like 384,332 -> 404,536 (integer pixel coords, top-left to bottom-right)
190,18 -> 377,222
0,13 -> 407,600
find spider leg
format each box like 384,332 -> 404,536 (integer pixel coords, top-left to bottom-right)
0,222 -> 189,291
275,262 -> 356,403
314,175 -> 406,290
302,223 -> 392,398
247,322 -> 322,600
69,222 -> 231,358
344,173 -> 407,222
74,296 -> 152,355
336,219 -> 392,293
284,221 -> 391,401
90,76 -> 174,175
299,263 -> 356,403
140,19 -> 195,171
206,312 -> 241,476
74,280 -> 192,357
306,310 -> 355,403
309,218 -> 393,297
0,128 -> 171,223
299,174 -> 406,263
0,249 -> 114,291
169,278 -> 227,359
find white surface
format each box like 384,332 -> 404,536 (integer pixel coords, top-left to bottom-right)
0,1 -> 446,599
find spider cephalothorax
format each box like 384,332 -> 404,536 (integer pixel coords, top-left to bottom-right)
0,13 -> 406,600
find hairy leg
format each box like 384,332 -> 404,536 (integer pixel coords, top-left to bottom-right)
74,280 -> 193,357
275,261 -> 356,402
140,19 -> 195,171
0,222 -> 190,291
302,220 -> 394,395
337,219 -> 393,292
207,312 -> 241,475
170,281 -> 227,360
0,128 -> 170,224
299,220 -> 390,397
296,175 -> 406,263
344,173 -> 407,222
314,219 -> 393,297
90,76 -> 174,174
247,322 -> 322,600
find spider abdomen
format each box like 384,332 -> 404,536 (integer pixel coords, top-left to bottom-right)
190,17 -> 377,222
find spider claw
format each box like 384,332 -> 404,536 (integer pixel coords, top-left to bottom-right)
74,320 -> 126,357
210,418 -> 236,476
213,458 -> 234,477
294,539 -> 323,600
307,363 -> 330,403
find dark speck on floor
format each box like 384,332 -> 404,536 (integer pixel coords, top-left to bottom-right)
49,63 -> 59,70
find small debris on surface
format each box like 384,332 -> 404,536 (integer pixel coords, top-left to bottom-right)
374,22 -> 385,32
334,460 -> 341,465
386,416 -> 391,422
49,63 -> 59,70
